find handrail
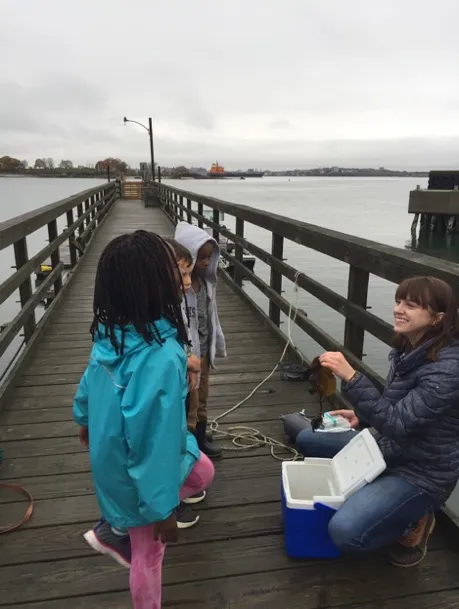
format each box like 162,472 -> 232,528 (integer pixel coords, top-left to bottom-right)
158,182 -> 459,391
0,180 -> 120,402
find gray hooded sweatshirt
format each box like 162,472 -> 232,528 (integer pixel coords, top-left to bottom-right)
175,221 -> 226,368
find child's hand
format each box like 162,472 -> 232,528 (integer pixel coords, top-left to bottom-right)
153,513 -> 178,543
187,354 -> 201,373
78,426 -> 89,447
188,370 -> 199,392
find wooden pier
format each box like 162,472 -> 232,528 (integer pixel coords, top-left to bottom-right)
1,184 -> 459,607
409,170 -> 459,235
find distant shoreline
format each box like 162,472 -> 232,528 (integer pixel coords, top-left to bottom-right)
0,173 -> 428,180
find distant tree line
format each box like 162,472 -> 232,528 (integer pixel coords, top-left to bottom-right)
0,156 -> 130,176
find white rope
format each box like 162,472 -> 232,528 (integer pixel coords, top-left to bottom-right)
209,271 -> 305,461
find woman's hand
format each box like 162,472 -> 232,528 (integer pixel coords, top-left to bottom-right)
78,426 -> 89,447
329,409 -> 360,429
153,512 -> 178,543
188,370 -> 198,392
187,354 -> 201,374
319,352 -> 356,382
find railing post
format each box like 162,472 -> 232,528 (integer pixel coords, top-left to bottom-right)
344,265 -> 369,359
186,198 -> 192,224
48,219 -> 63,296
90,194 -> 97,222
66,209 -> 78,267
14,237 -> 36,341
84,197 -> 91,228
179,195 -> 184,220
212,209 -> 219,241
269,233 -> 284,326
173,194 -> 178,223
197,202 -> 203,228
234,218 -> 244,286
77,203 -> 84,238
166,190 -> 171,216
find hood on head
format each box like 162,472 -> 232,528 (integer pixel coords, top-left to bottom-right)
175,221 -> 220,282
91,317 -> 177,366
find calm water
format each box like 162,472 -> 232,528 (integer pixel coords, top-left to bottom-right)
0,177 -> 105,376
164,176 -> 459,377
1,175 -> 459,379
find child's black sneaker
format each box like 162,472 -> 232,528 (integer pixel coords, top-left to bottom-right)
183,490 -> 206,505
389,513 -> 435,567
176,503 -> 200,528
83,519 -> 131,568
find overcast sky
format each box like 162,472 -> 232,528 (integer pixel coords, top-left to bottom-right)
1,0 -> 459,170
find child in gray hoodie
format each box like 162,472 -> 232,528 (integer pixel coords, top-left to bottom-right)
175,221 -> 226,459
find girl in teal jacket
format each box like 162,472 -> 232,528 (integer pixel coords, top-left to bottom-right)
73,231 -> 214,609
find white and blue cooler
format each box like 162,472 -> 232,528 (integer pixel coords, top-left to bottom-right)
281,428 -> 386,559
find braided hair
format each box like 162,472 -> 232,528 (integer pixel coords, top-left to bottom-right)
91,230 -> 190,354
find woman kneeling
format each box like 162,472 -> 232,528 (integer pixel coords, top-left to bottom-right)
296,276 -> 459,567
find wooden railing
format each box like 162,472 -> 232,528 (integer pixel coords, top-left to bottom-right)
158,182 -> 459,391
0,181 -> 119,402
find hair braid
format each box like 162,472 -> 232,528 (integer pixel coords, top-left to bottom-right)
91,230 -> 189,354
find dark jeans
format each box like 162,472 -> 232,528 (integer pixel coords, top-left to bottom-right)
295,429 -> 436,552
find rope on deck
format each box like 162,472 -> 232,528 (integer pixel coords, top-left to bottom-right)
210,271 -> 307,461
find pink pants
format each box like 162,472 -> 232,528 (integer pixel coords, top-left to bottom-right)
128,452 -> 215,609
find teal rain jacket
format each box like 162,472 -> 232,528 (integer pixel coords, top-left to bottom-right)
73,318 -> 200,528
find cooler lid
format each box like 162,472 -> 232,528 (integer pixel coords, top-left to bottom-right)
331,429 -> 386,497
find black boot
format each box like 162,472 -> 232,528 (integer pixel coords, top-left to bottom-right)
195,420 -> 222,460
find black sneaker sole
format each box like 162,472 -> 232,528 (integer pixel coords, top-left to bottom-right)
177,514 -> 200,529
183,491 -> 207,505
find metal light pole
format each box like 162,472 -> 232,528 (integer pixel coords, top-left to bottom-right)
123,116 -> 155,182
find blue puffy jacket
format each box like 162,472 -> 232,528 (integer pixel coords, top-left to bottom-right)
73,318 -> 200,529
344,339 -> 459,505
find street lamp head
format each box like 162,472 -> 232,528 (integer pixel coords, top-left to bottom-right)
123,116 -> 128,124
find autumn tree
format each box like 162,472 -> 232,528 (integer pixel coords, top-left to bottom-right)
95,158 -> 128,173
0,156 -> 24,171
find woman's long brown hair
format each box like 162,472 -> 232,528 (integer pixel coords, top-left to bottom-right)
393,276 -> 459,360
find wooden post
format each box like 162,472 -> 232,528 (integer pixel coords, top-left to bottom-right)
77,203 -> 84,237
14,238 -> 36,341
158,166 -> 162,183
234,217 -> 244,287
212,209 -> 219,241
186,198 -> 192,224
197,202 -> 203,228
66,209 -> 78,267
269,233 -> 284,326
343,265 -> 369,358
91,194 -> 97,222
84,197 -> 91,228
48,219 -> 63,295
173,194 -> 178,223
179,195 -> 184,220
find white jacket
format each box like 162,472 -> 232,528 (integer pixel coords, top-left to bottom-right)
175,221 -> 226,368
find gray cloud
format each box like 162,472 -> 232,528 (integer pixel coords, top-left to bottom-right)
1,0 -> 459,169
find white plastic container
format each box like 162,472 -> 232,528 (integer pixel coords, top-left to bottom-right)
281,429 -> 386,558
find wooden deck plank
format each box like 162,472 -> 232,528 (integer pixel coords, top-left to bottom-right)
0,199 -> 458,608
9,588 -> 459,609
